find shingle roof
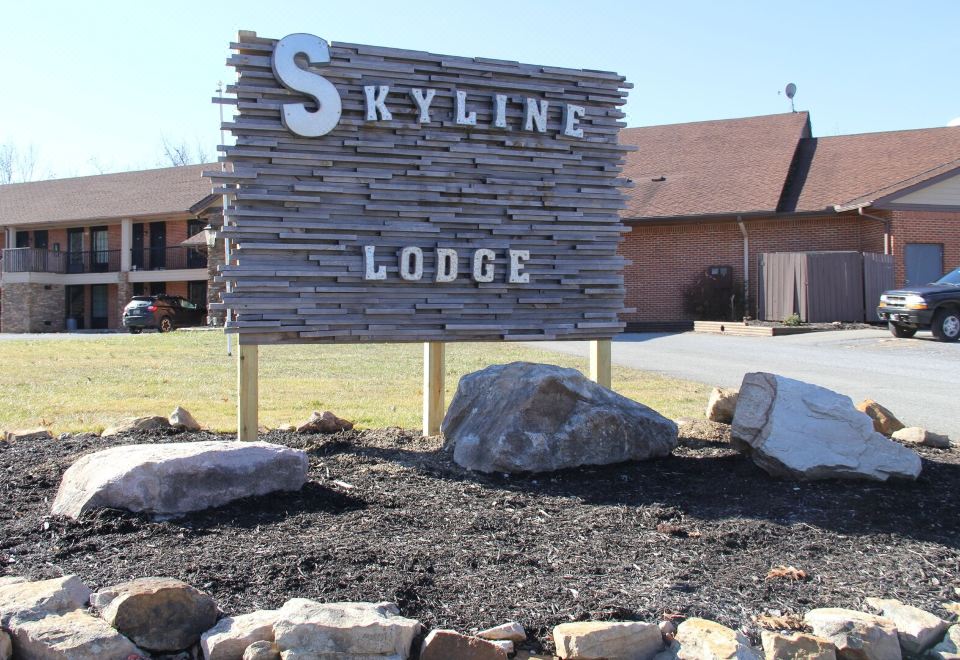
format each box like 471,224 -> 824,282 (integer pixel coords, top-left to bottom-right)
786,127 -> 960,211
620,112 -> 811,219
0,164 -> 214,226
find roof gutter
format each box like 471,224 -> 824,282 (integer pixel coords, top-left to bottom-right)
736,215 -> 749,316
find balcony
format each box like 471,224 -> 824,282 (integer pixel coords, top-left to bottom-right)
131,246 -> 207,271
1,248 -> 121,274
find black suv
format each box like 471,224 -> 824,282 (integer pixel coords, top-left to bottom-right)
122,295 -> 206,334
877,267 -> 960,342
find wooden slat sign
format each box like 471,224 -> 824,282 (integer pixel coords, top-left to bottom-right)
212,31 -> 633,345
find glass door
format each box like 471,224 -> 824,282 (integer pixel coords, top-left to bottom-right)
65,285 -> 85,329
91,284 -> 108,329
91,226 -> 108,272
67,228 -> 84,273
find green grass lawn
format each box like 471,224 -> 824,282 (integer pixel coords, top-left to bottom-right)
0,332 -> 711,434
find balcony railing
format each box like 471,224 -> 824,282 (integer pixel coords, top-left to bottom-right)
1,246 -> 205,274
131,246 -> 206,271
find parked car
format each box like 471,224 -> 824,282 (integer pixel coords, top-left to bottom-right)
122,295 -> 206,333
877,267 -> 960,341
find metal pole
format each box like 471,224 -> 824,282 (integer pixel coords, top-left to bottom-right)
217,81 -> 233,357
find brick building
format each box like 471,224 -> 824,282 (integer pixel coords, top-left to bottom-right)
0,164 -> 220,332
619,112 -> 960,327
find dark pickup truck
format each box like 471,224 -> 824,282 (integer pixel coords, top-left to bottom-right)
878,267 -> 960,341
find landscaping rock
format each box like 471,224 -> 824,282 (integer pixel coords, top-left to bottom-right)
4,428 -> 53,442
243,640 -> 281,660
97,577 -> 218,652
420,629 -> 508,659
731,373 -> 922,481
0,631 -> 11,660
101,415 -> 172,436
51,440 -> 309,518
296,410 -> 354,434
445,362 -> 678,474
706,388 -> 739,424
0,575 -> 91,626
271,599 -> 420,658
891,427 -> 951,449
491,640 -> 515,654
169,406 -> 201,431
553,620 -> 664,659
929,625 -> 960,660
760,630 -> 836,659
864,597 -> 948,654
477,621 -> 526,642
672,618 -> 761,659
8,609 -> 145,659
803,608 -> 900,659
855,400 -> 904,436
201,609 -> 279,660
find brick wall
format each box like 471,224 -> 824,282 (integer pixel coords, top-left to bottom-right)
1,282 -> 66,332
886,209 -> 960,286
619,212 -> 883,323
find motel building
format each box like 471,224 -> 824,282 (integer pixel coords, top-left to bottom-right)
0,164 -> 221,332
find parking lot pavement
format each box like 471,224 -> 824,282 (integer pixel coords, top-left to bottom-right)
534,328 -> 958,436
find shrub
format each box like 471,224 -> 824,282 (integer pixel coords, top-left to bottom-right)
783,313 -> 803,326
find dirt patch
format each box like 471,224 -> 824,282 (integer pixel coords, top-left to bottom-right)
1,428 -> 958,654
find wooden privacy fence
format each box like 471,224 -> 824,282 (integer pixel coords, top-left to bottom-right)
758,251 -> 894,323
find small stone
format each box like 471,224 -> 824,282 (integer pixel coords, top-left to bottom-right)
272,599 -> 419,657
490,639 -> 515,654
98,577 -> 218,652
804,608 -> 899,660
554,620 -> 664,659
674,618 -> 761,659
930,625 -> 960,660
891,426 -> 951,449
477,621 -> 526,642
201,609 -> 279,660
761,630 -> 836,659
4,428 -> 53,442
296,410 -> 354,434
243,640 -> 281,660
944,602 -> 960,617
855,399 -> 905,436
277,424 -> 296,432
169,406 -> 201,431
9,609 -> 146,660
864,597 -> 948,654
0,631 -> 11,660
101,415 -> 171,437
706,387 -> 739,424
659,621 -> 677,637
420,629 -> 508,659
0,574 -> 91,627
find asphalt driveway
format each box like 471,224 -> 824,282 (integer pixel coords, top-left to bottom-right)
535,329 -> 957,436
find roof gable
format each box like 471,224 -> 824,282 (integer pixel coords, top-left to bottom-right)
0,164 -> 215,226
620,112 -> 811,219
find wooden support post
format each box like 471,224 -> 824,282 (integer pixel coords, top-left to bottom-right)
237,343 -> 259,441
423,342 -> 445,436
589,339 -> 612,389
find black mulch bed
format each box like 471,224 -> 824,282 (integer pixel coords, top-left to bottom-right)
2,422 -> 959,654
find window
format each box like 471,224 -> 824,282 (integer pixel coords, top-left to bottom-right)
34,230 -> 48,250
15,231 -> 29,248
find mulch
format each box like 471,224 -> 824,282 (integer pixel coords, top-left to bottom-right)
1,423 -> 958,655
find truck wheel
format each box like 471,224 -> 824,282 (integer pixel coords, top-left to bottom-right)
888,323 -> 916,339
158,316 -> 174,333
932,309 -> 960,342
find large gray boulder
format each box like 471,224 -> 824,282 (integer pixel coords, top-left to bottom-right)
443,362 -> 678,474
51,441 -> 309,519
731,373 -> 922,481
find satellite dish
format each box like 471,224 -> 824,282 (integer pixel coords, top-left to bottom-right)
784,83 -> 797,112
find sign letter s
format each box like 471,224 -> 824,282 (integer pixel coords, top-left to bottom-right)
272,33 -> 342,137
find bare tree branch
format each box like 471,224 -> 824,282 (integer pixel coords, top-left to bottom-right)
0,141 -> 46,183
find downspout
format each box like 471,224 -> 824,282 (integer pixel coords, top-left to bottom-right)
857,207 -> 891,255
737,216 -> 749,319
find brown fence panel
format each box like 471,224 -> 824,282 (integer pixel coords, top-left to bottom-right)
759,252 -> 807,321
806,251 -> 864,322
863,252 -> 895,321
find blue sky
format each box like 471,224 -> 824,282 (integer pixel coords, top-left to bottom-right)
3,0 -> 959,178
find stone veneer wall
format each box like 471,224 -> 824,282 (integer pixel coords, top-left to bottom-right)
1,282 -> 66,333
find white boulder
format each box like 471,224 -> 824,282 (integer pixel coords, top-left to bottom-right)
0,631 -> 11,660
672,618 -> 760,660
930,625 -> 960,660
804,608 -> 901,660
9,609 -> 145,659
553,621 -> 664,659
51,441 -> 309,518
706,388 -> 739,424
169,406 -> 202,431
864,597 -> 948,655
271,599 -> 420,658
731,373 -> 922,481
891,427 -> 951,449
0,575 -> 91,627
202,609 -> 280,660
